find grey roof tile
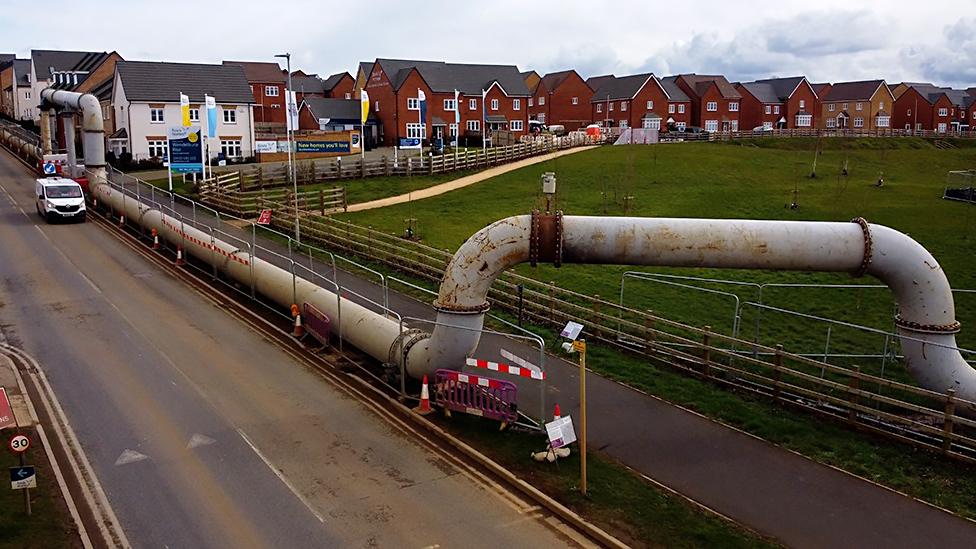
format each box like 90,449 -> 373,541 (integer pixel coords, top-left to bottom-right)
116,61 -> 255,103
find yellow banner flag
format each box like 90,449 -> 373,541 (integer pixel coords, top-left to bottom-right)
180,93 -> 191,127
360,89 -> 370,125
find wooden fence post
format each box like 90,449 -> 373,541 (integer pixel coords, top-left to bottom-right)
548,283 -> 556,322
943,388 -> 956,454
701,326 -> 712,378
847,365 -> 860,424
593,295 -> 602,339
342,188 -> 347,212
319,189 -> 325,215
773,344 -> 784,402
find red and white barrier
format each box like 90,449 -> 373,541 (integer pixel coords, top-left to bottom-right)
466,358 -> 545,380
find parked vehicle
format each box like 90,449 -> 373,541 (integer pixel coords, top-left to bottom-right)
35,177 -> 86,223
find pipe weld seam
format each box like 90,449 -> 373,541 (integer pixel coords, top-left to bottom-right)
894,315 -> 962,334
850,217 -> 873,278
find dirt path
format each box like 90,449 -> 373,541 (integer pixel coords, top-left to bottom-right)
345,146 -> 599,212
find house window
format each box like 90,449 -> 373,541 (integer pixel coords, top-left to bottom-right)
938,122 -> 947,133
763,121 -> 773,130
907,108 -> 912,117
854,117 -> 864,128
729,102 -> 739,112
265,85 -> 279,97
510,120 -> 523,131
706,101 -> 717,112
799,99 -> 806,109
596,104 -> 603,113
642,118 -> 661,130
466,119 -> 480,132
572,97 -> 579,105
875,115 -> 889,128
828,104 -> 835,112
189,108 -> 200,122
842,102 -> 848,110
609,103 -> 614,112
621,101 -> 628,112
150,108 -> 164,123
490,99 -> 499,110
916,122 -> 923,131
619,120 -> 629,128
668,104 -> 675,114
676,122 -> 686,130
538,96 -> 545,105
102,105 -> 111,120
856,102 -> 863,111
444,99 -> 457,111
220,139 -> 242,158
147,140 -> 168,158
469,98 -> 477,110
938,107 -> 949,117
773,105 -> 780,114
704,120 -> 718,132
826,118 -> 837,128
879,101 -> 885,110
406,123 -> 426,138
374,100 -> 380,112
765,105 -> 771,114
449,123 -> 458,137
513,98 -> 520,110
223,108 -> 237,123
731,120 -> 738,131
344,93 -> 351,100
538,113 -> 545,123
795,114 -> 812,127
678,104 -> 685,114
528,98 -> 534,107
407,98 -> 420,110
646,100 -> 653,110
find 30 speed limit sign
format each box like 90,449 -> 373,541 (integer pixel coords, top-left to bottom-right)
9,434 -> 30,453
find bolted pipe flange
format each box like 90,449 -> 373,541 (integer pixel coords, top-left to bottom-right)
850,217 -> 872,278
894,315 -> 962,334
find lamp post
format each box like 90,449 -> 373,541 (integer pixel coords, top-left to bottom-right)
275,52 -> 299,242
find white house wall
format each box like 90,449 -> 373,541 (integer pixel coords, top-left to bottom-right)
124,101 -> 255,161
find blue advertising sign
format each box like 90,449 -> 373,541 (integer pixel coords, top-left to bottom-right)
167,126 -> 203,174
399,138 -> 421,149
295,141 -> 350,154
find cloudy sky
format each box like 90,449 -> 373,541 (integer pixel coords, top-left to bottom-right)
1,0 -> 973,87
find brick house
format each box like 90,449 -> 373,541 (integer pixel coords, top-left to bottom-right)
30,50 -> 118,122
522,70 -> 541,96
891,83 -> 955,132
363,58 -> 531,147
818,80 -> 894,130
589,73 -> 690,131
223,61 -> 287,129
674,74 -> 742,132
1,59 -> 33,121
353,62 -> 373,99
735,77 -> 817,130
293,72 -> 355,102
527,70 -> 593,130
945,89 -> 974,131
321,72 -> 355,99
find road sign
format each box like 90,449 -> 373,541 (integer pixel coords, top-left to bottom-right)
545,415 -> 577,449
43,161 -> 56,175
560,320 -> 584,340
572,340 -> 587,353
9,434 -> 29,453
10,466 -> 36,490
257,209 -> 273,225
0,388 -> 16,430
167,126 -> 204,174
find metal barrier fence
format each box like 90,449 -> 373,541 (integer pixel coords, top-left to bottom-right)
434,369 -> 519,424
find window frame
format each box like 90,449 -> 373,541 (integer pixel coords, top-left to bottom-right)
466,119 -> 480,132
147,139 -> 168,158
223,108 -> 237,124
264,85 -> 280,97
219,139 -> 243,159
490,98 -> 499,111
510,119 -> 524,131
150,108 -> 165,123
513,98 -> 521,111
407,97 -> 420,111
728,101 -> 739,112
706,101 -> 718,112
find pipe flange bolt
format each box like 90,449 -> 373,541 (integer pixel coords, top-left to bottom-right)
850,217 -> 872,278
894,315 -> 961,334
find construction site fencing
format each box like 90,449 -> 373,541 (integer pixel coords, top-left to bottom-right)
243,197 -> 976,463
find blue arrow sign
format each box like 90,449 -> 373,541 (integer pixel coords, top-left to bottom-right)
9,466 -> 34,481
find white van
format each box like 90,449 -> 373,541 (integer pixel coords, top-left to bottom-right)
35,177 -> 86,223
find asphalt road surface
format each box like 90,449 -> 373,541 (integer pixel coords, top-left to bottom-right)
0,151 -> 577,548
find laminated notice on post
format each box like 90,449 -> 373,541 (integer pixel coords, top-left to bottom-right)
545,416 -> 577,448
560,321 -> 584,340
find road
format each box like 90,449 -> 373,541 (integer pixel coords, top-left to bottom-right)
0,150 -> 578,548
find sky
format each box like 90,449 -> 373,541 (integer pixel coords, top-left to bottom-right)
1,0 -> 973,88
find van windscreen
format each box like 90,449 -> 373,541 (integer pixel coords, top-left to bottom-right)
45,185 -> 83,199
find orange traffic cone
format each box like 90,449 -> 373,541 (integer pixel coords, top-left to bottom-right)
119,214 -> 126,227
415,375 -> 433,416
553,403 -> 561,419
291,304 -> 305,337
151,228 -> 160,250
175,245 -> 186,266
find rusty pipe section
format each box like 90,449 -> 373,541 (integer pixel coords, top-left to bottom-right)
426,214 -> 976,406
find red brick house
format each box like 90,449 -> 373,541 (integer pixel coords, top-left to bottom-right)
293,72 -> 355,102
589,73 -> 690,131
818,80 -> 894,130
527,70 -> 593,130
223,60 -> 286,127
674,74 -> 742,132
735,77 -> 817,130
363,58 -> 531,147
891,83 -> 955,132
947,89 -> 974,131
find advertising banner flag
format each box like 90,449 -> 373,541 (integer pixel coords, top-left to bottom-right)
360,89 -> 370,125
418,89 -> 427,131
205,95 -> 217,137
180,93 -> 191,127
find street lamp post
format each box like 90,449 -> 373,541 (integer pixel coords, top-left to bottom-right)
275,52 -> 299,242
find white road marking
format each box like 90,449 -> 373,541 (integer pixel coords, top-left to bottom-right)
78,271 -> 102,294
237,428 -> 326,524
186,433 -> 216,449
114,449 -> 150,466
34,225 -> 51,242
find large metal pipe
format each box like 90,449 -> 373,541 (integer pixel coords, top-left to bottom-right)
422,214 -> 976,408
40,89 -> 105,181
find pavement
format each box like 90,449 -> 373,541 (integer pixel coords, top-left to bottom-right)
345,146 -> 599,212
121,161 -> 976,547
0,151 -> 580,548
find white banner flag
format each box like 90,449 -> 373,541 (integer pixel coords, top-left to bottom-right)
286,90 -> 299,131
